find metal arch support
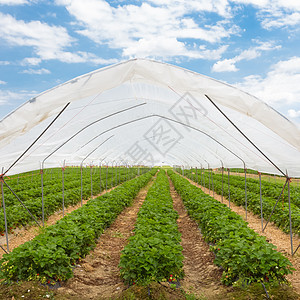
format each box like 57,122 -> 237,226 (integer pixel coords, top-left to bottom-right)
228,168 -> 231,208
243,162 -> 248,221
62,160 -> 65,217
220,160 -> 224,203
80,136 -> 114,205
205,94 -> 286,177
287,177 -> 294,255
259,172 -> 263,231
81,114 -> 246,169
3,102 -> 70,177
41,103 -> 146,168
2,178 -> 41,228
1,170 -> 9,253
263,178 -> 289,232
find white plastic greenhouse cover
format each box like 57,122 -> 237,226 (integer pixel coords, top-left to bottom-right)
0,58 -> 299,177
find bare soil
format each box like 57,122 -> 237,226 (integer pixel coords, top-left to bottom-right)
57,178 -> 155,299
184,176 -> 300,296
168,178 -> 229,299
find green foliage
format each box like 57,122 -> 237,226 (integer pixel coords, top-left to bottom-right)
119,170 -> 184,286
185,169 -> 300,235
0,170 -> 156,282
0,167 -> 142,234
168,170 -> 293,286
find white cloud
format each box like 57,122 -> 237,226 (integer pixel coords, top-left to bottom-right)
55,0 -> 239,60
0,12 -> 74,60
22,68 -> 51,74
0,0 -> 29,4
235,56 -> 300,106
148,0 -> 232,18
288,109 -> 300,118
212,40 -> 280,72
0,80 -> 7,85
212,58 -> 238,72
0,12 -> 116,66
21,57 -> 42,66
232,0 -> 300,30
0,61 -> 10,65
0,89 -> 37,106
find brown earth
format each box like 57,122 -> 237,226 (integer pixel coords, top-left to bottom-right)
168,177 -> 229,299
57,178 -> 155,299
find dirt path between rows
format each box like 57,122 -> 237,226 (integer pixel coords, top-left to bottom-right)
183,175 -> 300,296
168,178 -> 229,299
0,186 -> 117,260
57,178 -> 155,299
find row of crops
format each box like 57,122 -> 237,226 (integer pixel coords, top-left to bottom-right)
168,170 -> 293,285
0,166 -> 147,234
180,168 -> 300,235
0,168 -> 294,288
119,170 -> 184,285
0,169 -> 156,283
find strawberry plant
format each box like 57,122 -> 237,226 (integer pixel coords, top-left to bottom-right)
119,170 -> 184,286
0,167 -> 140,232
0,169 -> 156,283
184,169 -> 300,235
168,170 -> 293,286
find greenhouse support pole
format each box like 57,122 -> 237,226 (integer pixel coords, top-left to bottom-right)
201,166 -> 203,187
288,178 -> 294,255
203,168 -> 206,192
221,167 -> 224,203
212,169 -> 214,198
244,167 -> 247,220
3,102 -> 70,177
116,163 -> 119,186
106,165 -> 108,191
205,95 -> 286,178
80,165 -> 83,206
196,167 -> 198,185
263,179 -> 288,232
90,165 -> 93,197
99,163 -> 102,194
228,168 -> 231,208
294,244 -> 300,255
111,162 -> 113,188
41,168 -> 45,226
1,173 -> 9,252
208,169 -> 211,195
62,165 -> 65,217
3,178 -> 41,228
259,172 -> 263,231
126,164 -> 129,181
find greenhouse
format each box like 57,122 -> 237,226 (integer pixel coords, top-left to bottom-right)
0,59 -> 300,299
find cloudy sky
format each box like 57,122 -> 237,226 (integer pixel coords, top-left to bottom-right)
0,0 -> 299,126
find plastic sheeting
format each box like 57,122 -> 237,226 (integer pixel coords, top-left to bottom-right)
0,58 -> 299,177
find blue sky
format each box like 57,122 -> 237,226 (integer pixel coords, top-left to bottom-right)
0,0 -> 300,126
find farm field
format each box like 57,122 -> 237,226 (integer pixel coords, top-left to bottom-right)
178,168 -> 300,294
182,168 -> 300,235
0,166 -> 143,235
0,169 -> 299,299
